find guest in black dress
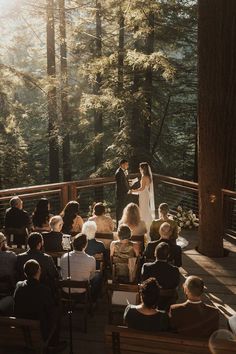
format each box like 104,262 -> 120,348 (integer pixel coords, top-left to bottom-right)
124,278 -> 170,332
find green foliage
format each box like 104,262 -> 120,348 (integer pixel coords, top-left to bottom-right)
0,0 -> 197,188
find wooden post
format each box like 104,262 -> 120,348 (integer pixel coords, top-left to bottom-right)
61,184 -> 68,208
198,0 -> 236,256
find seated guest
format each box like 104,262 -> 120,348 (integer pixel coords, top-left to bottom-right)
43,215 -> 67,252
32,198 -> 52,232
82,221 -> 107,270
14,259 -> 65,350
4,196 -> 31,246
0,233 -> 16,315
16,232 -> 59,299
144,222 -> 182,267
142,242 -> 180,310
60,201 -> 84,235
169,276 -> 219,337
60,233 -> 102,301
88,202 -> 114,233
150,203 -> 178,243
110,225 -> 139,283
119,203 -> 147,236
124,278 -> 170,331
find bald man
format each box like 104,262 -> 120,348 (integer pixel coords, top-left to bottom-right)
144,222 -> 182,267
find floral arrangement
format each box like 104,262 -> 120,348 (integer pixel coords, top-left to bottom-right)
173,206 -> 199,229
87,200 -> 111,218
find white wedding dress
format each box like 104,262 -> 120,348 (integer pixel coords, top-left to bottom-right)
138,185 -> 153,240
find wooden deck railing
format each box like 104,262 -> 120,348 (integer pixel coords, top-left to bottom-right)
0,174 -> 235,236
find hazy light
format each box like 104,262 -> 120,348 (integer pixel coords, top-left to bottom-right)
0,0 -> 18,16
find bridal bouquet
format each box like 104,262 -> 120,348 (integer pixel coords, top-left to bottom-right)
173,206 -> 199,229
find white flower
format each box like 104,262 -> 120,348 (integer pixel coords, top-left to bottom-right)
177,213 -> 181,217
179,222 -> 184,227
177,206 -> 182,212
185,220 -> 191,226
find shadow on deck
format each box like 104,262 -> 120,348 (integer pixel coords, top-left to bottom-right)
60,229 -> 236,354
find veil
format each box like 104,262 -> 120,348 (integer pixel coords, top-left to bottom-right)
148,165 -> 155,219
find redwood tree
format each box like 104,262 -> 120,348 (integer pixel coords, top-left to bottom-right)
198,0 -> 236,256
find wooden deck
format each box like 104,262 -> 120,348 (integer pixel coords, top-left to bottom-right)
60,230 -> 236,353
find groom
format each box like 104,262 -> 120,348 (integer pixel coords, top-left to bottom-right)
115,159 -> 130,225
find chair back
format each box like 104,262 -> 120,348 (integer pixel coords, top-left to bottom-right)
130,235 -> 145,253
95,232 -> 114,249
0,316 -> 43,353
4,227 -> 28,248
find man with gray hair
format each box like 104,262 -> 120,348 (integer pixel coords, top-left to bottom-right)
169,275 -> 219,337
4,196 -> 31,246
82,221 -> 107,269
144,222 -> 182,267
42,215 -> 69,252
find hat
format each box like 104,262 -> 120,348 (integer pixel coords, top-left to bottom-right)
0,233 -> 6,243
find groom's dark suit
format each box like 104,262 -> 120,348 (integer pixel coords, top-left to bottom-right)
115,167 -> 130,223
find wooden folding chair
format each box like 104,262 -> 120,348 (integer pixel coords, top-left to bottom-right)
107,282 -> 140,325
130,235 -> 145,253
0,316 -> 43,353
95,232 -> 114,250
58,279 -> 92,332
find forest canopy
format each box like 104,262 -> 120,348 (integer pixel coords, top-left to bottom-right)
0,0 -> 197,189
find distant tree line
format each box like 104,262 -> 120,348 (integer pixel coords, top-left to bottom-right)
0,0 -> 197,189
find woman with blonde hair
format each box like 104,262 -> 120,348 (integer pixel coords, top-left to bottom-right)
120,203 -> 147,236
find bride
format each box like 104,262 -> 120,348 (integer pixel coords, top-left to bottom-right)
130,162 -> 155,238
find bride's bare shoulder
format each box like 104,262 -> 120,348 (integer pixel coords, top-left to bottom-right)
141,176 -> 151,185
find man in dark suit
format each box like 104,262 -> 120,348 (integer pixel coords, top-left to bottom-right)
142,241 -> 180,288
169,276 -> 219,337
14,259 -> 66,351
16,232 -> 59,301
142,242 -> 180,310
144,222 -> 182,267
4,196 -> 31,246
115,159 -> 130,225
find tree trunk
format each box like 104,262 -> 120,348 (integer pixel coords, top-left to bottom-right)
144,12 -> 154,156
59,0 -> 72,181
198,0 -> 236,256
94,0 -> 103,201
47,0 -> 59,182
117,12 -> 124,129
94,0 -> 103,172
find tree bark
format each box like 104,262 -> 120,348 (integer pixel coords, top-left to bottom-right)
94,0 -> 103,171
198,0 -> 236,256
94,0 -> 103,201
144,12 -> 154,154
117,12 -> 124,129
47,0 -> 59,182
59,0 -> 72,181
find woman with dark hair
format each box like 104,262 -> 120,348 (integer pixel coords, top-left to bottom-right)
88,202 -> 114,233
32,198 -> 52,232
60,201 -> 83,235
124,278 -> 170,331
120,203 -> 147,236
130,162 -> 155,239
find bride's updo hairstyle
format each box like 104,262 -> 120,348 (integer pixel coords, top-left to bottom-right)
139,162 -> 152,181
